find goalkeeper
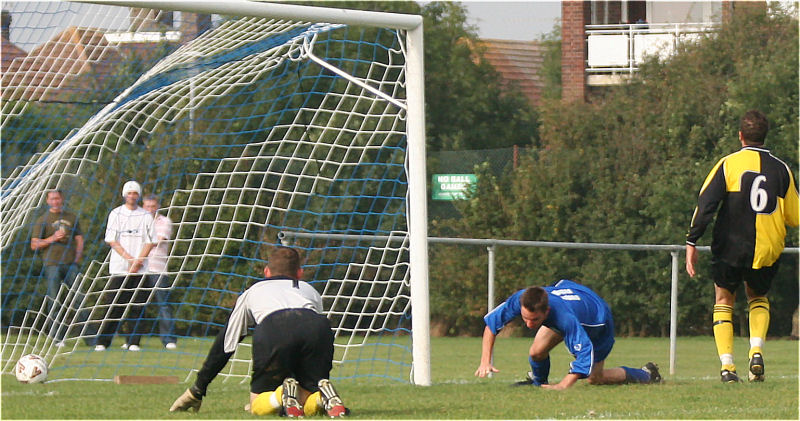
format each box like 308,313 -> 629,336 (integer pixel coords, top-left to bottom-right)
474,279 -> 661,390
169,247 -> 348,417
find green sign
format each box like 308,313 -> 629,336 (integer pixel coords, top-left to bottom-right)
431,174 -> 477,200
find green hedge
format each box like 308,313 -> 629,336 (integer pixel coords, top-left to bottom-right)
430,5 -> 799,337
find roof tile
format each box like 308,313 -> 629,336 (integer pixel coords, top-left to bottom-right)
478,38 -> 544,105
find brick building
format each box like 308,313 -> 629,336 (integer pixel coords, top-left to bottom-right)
561,1 -> 765,103
2,26 -> 124,103
478,39 -> 545,106
1,8 -> 211,104
1,10 -> 26,73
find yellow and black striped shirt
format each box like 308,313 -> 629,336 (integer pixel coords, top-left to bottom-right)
687,146 -> 799,269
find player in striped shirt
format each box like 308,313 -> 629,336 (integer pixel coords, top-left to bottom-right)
686,109 -> 799,383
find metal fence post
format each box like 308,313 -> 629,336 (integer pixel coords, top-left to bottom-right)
487,244 -> 496,378
487,244 -> 496,312
670,251 -> 679,375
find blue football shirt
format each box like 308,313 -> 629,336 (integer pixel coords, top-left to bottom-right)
483,279 -> 614,377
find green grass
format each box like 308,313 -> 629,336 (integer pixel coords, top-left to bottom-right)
2,336 -> 798,419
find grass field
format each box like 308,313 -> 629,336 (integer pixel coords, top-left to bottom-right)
2,336 -> 798,419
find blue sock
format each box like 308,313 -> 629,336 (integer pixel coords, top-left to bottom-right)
529,356 -> 550,385
621,366 -> 650,383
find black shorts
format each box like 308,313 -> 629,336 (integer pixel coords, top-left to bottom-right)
250,308 -> 334,394
712,258 -> 779,296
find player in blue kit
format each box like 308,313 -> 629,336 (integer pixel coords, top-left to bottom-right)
474,280 -> 661,390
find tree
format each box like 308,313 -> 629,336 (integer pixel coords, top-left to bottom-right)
298,1 -> 540,152
421,1 -> 539,151
537,24 -> 562,101
432,4 -> 798,336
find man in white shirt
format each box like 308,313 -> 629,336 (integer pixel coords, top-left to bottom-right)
143,195 -> 177,350
169,247 -> 348,418
95,181 -> 155,352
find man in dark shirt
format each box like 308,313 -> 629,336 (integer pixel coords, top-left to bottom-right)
686,110 -> 799,383
30,189 -> 90,346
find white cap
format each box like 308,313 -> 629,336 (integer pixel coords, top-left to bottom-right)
121,180 -> 142,198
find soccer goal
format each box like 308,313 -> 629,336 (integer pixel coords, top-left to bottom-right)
1,1 -> 430,386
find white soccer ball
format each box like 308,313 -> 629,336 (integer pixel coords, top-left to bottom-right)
15,354 -> 48,384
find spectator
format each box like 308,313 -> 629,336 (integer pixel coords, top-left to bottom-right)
94,181 -> 155,352
30,189 -> 91,346
142,194 -> 177,350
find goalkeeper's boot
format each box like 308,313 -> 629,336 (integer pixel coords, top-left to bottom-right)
748,353 -> 765,382
281,377 -> 304,418
641,362 -> 662,384
318,379 -> 349,417
720,369 -> 741,383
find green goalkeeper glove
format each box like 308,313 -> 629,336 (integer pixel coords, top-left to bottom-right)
169,387 -> 203,412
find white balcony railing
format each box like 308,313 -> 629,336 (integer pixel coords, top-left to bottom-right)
586,22 -> 718,75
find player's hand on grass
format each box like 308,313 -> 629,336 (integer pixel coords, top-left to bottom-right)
474,363 -> 498,377
541,373 -> 580,390
170,388 -> 202,412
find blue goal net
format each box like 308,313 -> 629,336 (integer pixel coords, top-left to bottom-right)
1,2 -> 416,384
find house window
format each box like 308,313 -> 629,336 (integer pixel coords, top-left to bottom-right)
647,1 -> 721,24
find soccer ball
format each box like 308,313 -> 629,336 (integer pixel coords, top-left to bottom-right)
16,354 -> 48,384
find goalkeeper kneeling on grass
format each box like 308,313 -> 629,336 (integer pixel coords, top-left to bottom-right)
475,279 -> 662,390
170,247 -> 348,417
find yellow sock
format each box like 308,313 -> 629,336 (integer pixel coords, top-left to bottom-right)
251,385 -> 283,415
303,391 -> 323,416
713,304 -> 735,372
748,297 -> 770,358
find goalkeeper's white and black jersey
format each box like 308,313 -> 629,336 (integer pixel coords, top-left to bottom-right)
192,276 -> 324,396
223,277 -> 323,353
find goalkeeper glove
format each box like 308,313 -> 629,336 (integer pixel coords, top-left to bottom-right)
169,387 -> 203,412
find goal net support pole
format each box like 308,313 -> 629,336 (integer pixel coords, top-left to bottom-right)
77,0 -> 432,386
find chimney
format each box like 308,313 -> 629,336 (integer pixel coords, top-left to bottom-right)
130,7 -> 172,32
157,10 -> 174,29
180,13 -> 212,43
2,10 -> 11,40
561,1 -> 591,103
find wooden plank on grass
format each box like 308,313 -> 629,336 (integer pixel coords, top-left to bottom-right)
114,375 -> 180,384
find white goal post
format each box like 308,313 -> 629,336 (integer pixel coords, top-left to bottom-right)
79,0 -> 432,386
3,0 -> 430,386
81,0 -> 432,386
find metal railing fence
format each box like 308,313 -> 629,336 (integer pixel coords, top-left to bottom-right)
585,22 -> 718,74
279,230 -> 798,376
